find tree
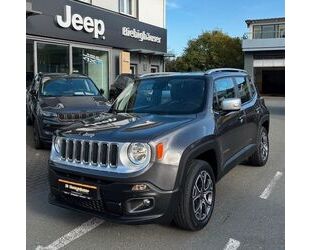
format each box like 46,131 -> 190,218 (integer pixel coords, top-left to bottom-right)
167,30 -> 244,72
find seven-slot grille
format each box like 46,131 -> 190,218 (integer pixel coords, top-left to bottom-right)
60,138 -> 118,167
58,112 -> 100,121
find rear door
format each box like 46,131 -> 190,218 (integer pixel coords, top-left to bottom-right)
234,76 -> 259,147
213,77 -> 246,164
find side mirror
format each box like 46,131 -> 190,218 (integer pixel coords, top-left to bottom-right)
221,98 -> 241,111
99,89 -> 105,95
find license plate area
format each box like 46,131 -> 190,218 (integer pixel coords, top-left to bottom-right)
58,179 -> 99,200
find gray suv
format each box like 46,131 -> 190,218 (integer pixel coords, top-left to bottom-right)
48,68 -> 270,231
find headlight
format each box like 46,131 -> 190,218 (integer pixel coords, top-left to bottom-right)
127,143 -> 151,166
41,110 -> 57,118
54,136 -> 62,153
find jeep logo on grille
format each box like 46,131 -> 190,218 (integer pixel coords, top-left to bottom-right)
56,5 -> 105,40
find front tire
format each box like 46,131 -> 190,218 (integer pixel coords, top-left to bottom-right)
249,126 -> 269,166
174,160 -> 215,231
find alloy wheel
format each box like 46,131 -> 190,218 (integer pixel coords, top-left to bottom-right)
192,170 -> 214,221
260,131 -> 269,161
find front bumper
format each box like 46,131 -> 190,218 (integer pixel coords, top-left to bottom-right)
49,166 -> 179,224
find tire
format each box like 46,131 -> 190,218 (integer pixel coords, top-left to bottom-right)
26,110 -> 33,125
174,160 -> 215,231
248,126 -> 269,166
33,120 -> 43,149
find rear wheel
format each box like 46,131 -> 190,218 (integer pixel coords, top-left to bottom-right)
249,126 -> 269,166
174,160 -> 215,231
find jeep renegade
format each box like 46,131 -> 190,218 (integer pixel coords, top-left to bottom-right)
48,68 -> 270,231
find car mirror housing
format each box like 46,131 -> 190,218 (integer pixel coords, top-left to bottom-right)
221,98 -> 241,111
99,89 -> 105,95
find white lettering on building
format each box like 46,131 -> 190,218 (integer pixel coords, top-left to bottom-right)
56,5 -> 105,40
122,27 -> 162,44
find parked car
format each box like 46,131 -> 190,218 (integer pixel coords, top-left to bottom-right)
109,73 -> 135,101
48,69 -> 270,231
26,73 -> 110,149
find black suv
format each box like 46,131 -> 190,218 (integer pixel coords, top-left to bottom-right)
109,73 -> 135,102
48,69 -> 269,231
26,73 -> 110,149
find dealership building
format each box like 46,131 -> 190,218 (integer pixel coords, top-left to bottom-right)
26,0 -> 167,98
242,17 -> 285,95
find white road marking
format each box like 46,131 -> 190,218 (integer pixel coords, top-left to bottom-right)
36,217 -> 104,250
260,171 -> 283,199
224,238 -> 240,250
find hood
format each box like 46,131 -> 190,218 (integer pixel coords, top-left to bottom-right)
58,112 -> 196,142
39,96 -> 110,113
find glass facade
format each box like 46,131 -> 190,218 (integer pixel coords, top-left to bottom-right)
72,47 -> 109,98
37,43 -> 69,73
26,39 -> 110,98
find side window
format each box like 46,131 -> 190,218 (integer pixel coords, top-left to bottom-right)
213,77 -> 236,109
235,77 -> 251,104
247,78 -> 257,97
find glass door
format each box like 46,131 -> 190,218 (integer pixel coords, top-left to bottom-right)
72,47 -> 109,99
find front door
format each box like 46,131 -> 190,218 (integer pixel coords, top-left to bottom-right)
213,77 -> 246,165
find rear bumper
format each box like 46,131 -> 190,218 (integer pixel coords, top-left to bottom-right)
48,167 -> 179,224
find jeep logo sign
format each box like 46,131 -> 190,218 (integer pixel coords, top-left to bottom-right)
56,5 -> 105,39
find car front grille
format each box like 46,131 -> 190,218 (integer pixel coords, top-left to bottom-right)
58,112 -> 100,121
60,138 -> 118,167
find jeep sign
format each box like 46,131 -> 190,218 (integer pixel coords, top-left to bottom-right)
56,5 -> 105,39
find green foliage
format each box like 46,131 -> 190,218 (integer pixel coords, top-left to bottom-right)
165,30 -> 244,72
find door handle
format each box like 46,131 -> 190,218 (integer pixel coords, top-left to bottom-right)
255,107 -> 261,114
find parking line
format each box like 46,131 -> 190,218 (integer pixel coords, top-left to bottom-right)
36,217 -> 104,250
224,238 -> 240,250
259,171 -> 283,199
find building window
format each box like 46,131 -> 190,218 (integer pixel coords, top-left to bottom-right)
119,0 -> 137,17
26,39 -> 35,88
37,43 -> 69,73
72,47 -> 109,99
253,23 -> 285,39
151,65 -> 159,73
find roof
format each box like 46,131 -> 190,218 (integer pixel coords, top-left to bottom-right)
39,73 -> 89,78
245,17 -> 285,27
139,69 -> 248,79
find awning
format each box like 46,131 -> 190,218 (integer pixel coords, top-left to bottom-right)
128,49 -> 175,57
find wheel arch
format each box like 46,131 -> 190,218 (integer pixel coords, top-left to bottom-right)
174,137 -> 222,189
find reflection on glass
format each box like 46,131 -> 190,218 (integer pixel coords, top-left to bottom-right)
72,47 -> 109,99
37,43 -> 69,73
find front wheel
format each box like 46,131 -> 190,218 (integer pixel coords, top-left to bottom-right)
174,160 -> 215,231
249,126 -> 269,166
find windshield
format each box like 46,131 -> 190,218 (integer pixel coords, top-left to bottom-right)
112,77 -> 207,115
41,78 -> 100,97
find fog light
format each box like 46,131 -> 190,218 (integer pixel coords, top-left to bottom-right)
132,184 -> 148,191
143,199 -> 151,207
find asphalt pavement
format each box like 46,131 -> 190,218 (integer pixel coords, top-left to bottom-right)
26,97 -> 285,250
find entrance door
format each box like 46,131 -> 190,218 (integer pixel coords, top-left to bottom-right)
72,47 -> 109,99
262,69 -> 285,95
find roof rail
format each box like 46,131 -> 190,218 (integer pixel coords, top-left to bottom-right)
205,68 -> 247,75
139,72 -> 178,78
